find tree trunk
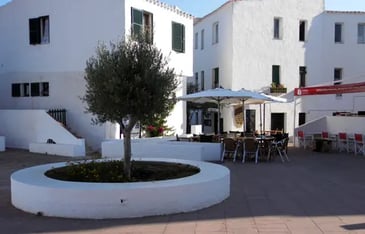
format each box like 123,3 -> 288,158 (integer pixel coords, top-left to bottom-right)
123,129 -> 132,180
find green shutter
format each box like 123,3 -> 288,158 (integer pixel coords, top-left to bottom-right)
272,65 -> 280,84
172,22 -> 185,53
132,8 -> 143,36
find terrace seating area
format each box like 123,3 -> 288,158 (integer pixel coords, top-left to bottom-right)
295,130 -> 365,156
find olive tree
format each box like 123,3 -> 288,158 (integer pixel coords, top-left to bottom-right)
83,36 -> 178,179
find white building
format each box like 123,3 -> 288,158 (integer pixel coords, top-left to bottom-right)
0,0 -> 193,150
191,0 -> 365,137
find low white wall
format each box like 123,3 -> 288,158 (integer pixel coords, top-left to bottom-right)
294,116 -> 365,146
0,110 -> 85,151
29,142 -> 85,157
0,136 -> 5,151
102,137 -> 222,161
11,158 -> 230,219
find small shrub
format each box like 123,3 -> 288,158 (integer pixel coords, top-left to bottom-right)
45,160 -> 200,183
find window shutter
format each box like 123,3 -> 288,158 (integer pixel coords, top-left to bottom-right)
172,22 -> 185,53
131,8 -> 143,36
272,66 -> 280,84
29,18 -> 41,44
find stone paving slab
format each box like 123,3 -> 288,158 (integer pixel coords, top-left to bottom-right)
1,147 -> 365,233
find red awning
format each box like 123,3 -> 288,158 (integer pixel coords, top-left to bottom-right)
294,81 -> 365,96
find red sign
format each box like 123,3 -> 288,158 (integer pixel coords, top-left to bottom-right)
294,81 -> 365,96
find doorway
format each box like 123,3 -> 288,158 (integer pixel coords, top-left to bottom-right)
245,109 -> 256,133
271,113 -> 285,132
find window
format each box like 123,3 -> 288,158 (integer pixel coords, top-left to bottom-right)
299,66 -> 306,87
334,68 -> 342,97
358,23 -> 365,44
12,84 -> 21,97
172,22 -> 185,53
299,113 -> 306,126
29,15 -> 50,45
194,32 -> 198,49
273,17 -> 282,39
212,22 -> 219,44
195,72 -> 199,92
272,65 -> 280,85
12,82 -> 48,97
131,8 -> 153,42
299,20 -> 307,41
31,82 -> 49,97
212,67 -> 219,88
334,23 -> 343,43
334,68 -> 342,85
201,71 -> 205,90
201,29 -> 205,50
11,83 -> 30,97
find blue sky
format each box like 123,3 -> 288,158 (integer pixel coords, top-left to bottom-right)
0,0 -> 365,17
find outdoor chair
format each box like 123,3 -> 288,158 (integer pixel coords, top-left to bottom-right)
221,138 -> 239,162
297,130 -> 313,149
354,133 -> 365,156
322,131 -> 337,150
338,132 -> 350,153
242,138 -> 259,164
272,137 -> 289,162
259,139 -> 272,161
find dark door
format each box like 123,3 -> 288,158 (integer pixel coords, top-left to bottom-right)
213,112 -> 223,134
245,109 -> 256,133
271,113 -> 285,132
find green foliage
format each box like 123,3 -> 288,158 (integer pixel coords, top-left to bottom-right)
45,160 -> 200,183
83,35 -> 178,129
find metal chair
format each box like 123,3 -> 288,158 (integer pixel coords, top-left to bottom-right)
297,130 -> 313,149
272,137 -> 290,162
354,133 -> 365,156
338,132 -> 349,153
242,138 -> 259,164
221,138 -> 238,162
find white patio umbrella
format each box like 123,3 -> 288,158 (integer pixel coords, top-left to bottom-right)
178,88 -> 269,134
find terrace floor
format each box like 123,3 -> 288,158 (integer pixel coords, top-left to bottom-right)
1,147 -> 365,233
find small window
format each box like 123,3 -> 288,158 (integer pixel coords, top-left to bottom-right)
334,23 -> 343,43
358,23 -> 365,44
212,67 -> 219,88
29,15 -> 50,45
201,71 -> 205,90
273,17 -> 282,39
334,68 -> 342,97
299,66 -> 306,87
334,68 -> 342,85
299,112 -> 306,126
131,8 -> 153,43
12,83 -> 21,97
212,22 -> 219,44
272,65 -> 280,85
195,72 -> 199,92
23,83 -> 30,97
299,20 -> 307,41
201,29 -> 205,50
41,82 -> 49,96
172,22 -> 185,53
31,83 -> 40,96
194,32 -> 198,49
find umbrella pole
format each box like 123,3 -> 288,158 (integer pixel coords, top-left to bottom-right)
217,100 -> 221,135
242,99 -> 245,132
260,104 -> 262,135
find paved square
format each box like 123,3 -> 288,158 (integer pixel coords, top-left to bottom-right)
1,147 -> 365,233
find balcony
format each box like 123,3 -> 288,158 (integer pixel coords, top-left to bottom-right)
270,83 -> 287,94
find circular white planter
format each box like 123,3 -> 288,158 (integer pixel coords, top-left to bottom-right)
11,158 -> 230,219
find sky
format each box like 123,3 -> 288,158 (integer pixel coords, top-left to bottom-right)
0,0 -> 365,17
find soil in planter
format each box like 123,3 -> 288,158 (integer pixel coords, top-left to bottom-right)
45,161 -> 200,183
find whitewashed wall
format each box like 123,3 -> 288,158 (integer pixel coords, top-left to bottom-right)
193,0 -> 324,136
0,0 -> 193,148
300,11 -> 365,123
0,110 -> 84,150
